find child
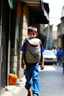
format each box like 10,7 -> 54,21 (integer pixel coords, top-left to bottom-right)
21,26 -> 44,96
62,51 -> 64,74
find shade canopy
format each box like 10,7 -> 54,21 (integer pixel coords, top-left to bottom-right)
8,0 -> 50,24
25,0 -> 50,24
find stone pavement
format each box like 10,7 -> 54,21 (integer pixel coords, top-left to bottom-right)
1,76 -> 27,96
1,65 -> 64,96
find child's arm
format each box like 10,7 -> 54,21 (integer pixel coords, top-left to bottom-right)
21,52 -> 25,69
40,42 -> 44,70
40,53 -> 44,70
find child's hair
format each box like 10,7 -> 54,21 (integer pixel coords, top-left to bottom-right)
28,26 -> 37,33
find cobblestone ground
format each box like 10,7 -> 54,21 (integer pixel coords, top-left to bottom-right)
39,65 -> 64,96
17,65 -> 64,96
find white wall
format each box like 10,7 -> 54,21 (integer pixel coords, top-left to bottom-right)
52,30 -> 57,40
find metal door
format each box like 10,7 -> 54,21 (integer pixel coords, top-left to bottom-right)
0,0 -> 9,89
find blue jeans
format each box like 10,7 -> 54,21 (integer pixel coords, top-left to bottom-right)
57,55 -> 62,65
25,62 -> 40,95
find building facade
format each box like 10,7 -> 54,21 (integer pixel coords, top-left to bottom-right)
57,18 -> 64,50
0,0 -> 49,93
57,5 -> 64,50
43,25 -> 53,49
0,0 -> 17,93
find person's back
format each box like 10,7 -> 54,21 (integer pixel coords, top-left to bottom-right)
24,38 -> 41,64
57,48 -> 63,56
57,48 -> 63,65
52,47 -> 57,56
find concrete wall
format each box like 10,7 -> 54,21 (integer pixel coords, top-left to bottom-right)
56,23 -> 62,48
61,20 -> 64,35
39,24 -> 45,35
52,30 -> 57,47
43,25 -> 53,48
10,1 -> 23,75
10,2 -> 29,78
19,4 -> 29,78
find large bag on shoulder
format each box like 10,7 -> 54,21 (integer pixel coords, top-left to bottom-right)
24,38 -> 42,64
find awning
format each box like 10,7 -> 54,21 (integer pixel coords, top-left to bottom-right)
34,1 -> 49,24
40,0 -> 49,24
27,1 -> 50,25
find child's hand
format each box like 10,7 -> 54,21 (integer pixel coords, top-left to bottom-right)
40,64 -> 44,70
21,63 -> 24,69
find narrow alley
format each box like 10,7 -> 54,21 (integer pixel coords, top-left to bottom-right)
39,65 -> 64,96
2,65 -> 64,96
1,0 -> 64,96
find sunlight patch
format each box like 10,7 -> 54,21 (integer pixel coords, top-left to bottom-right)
39,66 -> 56,71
